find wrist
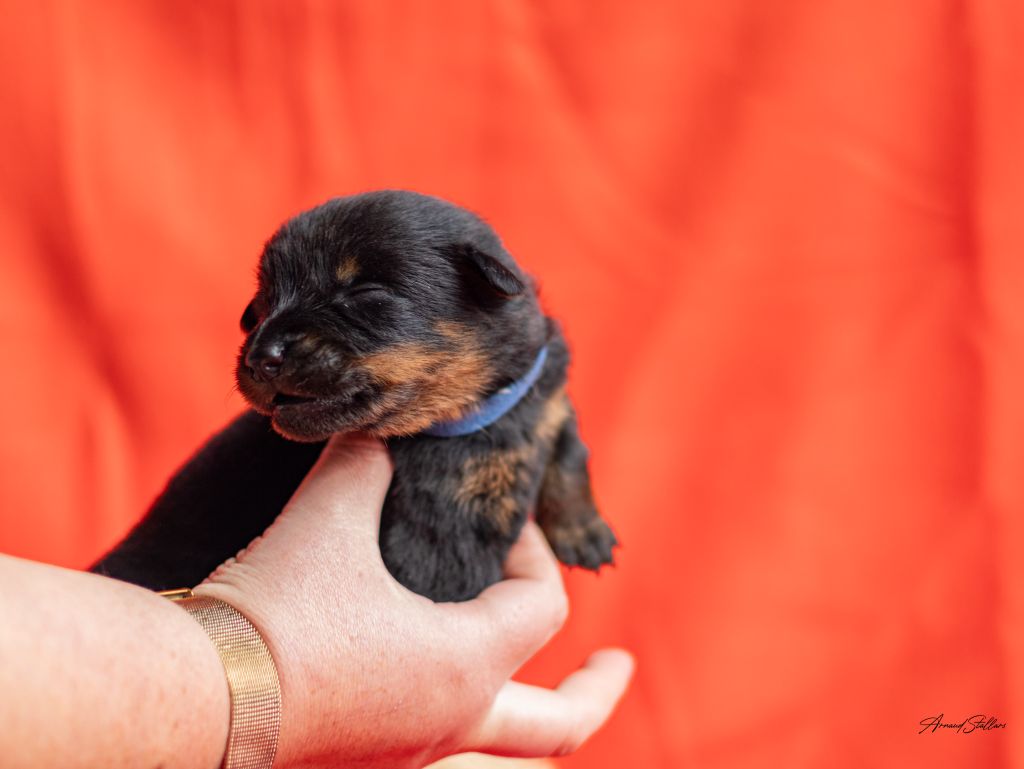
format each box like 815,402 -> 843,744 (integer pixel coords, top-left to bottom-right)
146,586 -> 233,767
190,579 -> 374,769
162,587 -> 282,769
190,581 -> 310,768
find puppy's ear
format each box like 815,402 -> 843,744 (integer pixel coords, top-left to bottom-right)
457,244 -> 526,299
240,300 -> 259,333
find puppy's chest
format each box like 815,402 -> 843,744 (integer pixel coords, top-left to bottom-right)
385,386 -> 569,531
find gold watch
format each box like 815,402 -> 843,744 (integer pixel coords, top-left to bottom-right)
159,588 -> 282,769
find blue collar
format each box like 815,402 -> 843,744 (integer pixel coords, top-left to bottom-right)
422,345 -> 549,438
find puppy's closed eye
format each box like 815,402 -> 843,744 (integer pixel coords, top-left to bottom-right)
346,282 -> 390,300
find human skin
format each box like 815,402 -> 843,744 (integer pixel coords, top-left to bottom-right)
0,434 -> 633,769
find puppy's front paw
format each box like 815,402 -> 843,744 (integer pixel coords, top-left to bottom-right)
543,515 -> 618,570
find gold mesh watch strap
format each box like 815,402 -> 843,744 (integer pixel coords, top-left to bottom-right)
160,588 -> 282,769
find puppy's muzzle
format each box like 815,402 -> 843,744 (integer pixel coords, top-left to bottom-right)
245,339 -> 287,382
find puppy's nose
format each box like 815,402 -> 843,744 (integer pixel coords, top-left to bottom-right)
246,341 -> 286,381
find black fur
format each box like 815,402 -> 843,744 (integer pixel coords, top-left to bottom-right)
92,191 -> 616,601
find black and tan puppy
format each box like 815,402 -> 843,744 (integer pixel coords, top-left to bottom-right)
93,190 -> 616,601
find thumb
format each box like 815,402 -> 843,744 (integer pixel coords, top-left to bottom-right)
275,432 -> 394,542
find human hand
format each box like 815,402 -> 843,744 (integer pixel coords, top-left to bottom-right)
194,433 -> 634,769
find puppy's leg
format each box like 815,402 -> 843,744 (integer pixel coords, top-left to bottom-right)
536,408 -> 617,570
91,411 -> 324,590
378,492 -> 514,602
381,439 -> 534,601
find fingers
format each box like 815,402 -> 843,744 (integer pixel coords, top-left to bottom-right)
278,432 -> 393,539
466,649 -> 635,757
448,523 -> 568,672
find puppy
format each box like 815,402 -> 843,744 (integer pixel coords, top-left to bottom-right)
93,191 -> 617,601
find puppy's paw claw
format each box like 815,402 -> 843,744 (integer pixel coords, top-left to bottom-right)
545,517 -> 618,571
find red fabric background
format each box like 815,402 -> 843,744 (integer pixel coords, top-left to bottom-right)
1,2 -> 1021,767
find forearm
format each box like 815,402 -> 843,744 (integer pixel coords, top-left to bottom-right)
0,554 -> 228,769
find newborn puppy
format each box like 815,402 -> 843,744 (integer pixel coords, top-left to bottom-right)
93,191 -> 616,601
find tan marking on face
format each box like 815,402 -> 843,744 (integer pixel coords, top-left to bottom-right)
336,257 -> 359,283
434,320 -> 475,345
359,343 -> 444,384
357,342 -> 493,436
291,334 -> 321,355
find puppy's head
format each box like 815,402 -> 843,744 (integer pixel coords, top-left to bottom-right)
235,191 -> 547,441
